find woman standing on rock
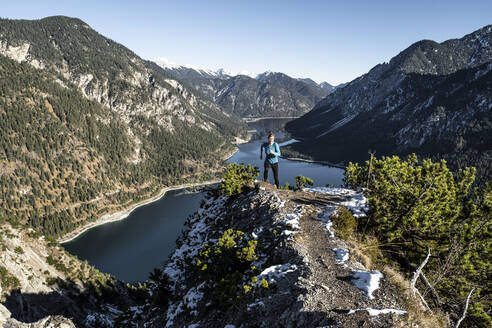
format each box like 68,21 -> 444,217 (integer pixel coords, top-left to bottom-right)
260,132 -> 281,188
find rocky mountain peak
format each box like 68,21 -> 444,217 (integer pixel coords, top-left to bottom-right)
285,24 -> 492,181
388,24 -> 492,76
159,62 -> 333,118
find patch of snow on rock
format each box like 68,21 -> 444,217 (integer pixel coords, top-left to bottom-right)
258,263 -> 297,284
247,300 -> 265,311
348,308 -> 407,316
279,205 -> 303,236
303,187 -> 368,217
351,270 -> 384,299
332,248 -> 349,265
183,282 -> 205,314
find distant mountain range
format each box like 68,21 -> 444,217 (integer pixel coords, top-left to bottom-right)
286,24 -> 492,182
156,59 -> 338,118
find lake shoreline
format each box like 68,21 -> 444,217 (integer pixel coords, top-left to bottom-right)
281,156 -> 346,169
243,116 -> 299,123
58,179 -> 221,244
58,147 -> 241,244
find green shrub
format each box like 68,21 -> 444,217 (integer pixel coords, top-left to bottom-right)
279,182 -> 292,190
45,235 -> 58,247
46,255 -> 55,266
46,276 -> 58,286
331,206 -> 357,240
193,229 -> 266,307
279,176 -> 314,191
14,246 -> 24,254
345,154 -> 491,326
0,265 -> 20,291
295,175 -> 314,190
217,163 -> 259,196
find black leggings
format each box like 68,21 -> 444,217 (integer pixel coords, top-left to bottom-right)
264,161 -> 279,188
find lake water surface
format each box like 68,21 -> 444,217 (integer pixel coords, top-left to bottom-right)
63,119 -> 344,282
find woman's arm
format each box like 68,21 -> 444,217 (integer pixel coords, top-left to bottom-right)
272,143 -> 281,157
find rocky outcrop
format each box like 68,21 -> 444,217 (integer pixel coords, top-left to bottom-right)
0,306 -> 75,328
0,223 -> 138,327
121,182 -> 416,327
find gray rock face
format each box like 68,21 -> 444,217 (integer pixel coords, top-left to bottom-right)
286,25 -> 492,180
158,64 -> 334,118
123,182 -> 410,327
0,310 -> 76,328
0,223 -> 136,328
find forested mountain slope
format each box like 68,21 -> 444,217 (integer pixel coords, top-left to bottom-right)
0,16 -> 247,237
286,25 -> 492,182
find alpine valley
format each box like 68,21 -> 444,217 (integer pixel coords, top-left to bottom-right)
0,15 -> 491,328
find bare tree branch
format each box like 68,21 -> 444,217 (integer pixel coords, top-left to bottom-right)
411,247 -> 431,295
415,287 -> 432,312
421,272 -> 442,306
455,288 -> 474,328
410,247 -> 432,311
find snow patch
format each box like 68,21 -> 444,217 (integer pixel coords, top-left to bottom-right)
332,248 -> 349,265
348,308 -> 407,316
166,301 -> 184,328
303,187 -> 368,217
183,282 -> 205,313
278,205 -> 303,236
247,300 -> 265,311
351,270 -> 384,299
318,207 -> 336,237
252,226 -> 264,240
258,263 -> 297,284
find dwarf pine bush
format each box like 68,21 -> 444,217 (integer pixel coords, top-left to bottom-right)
331,206 -> 357,240
193,229 -> 267,307
295,175 -> 314,190
0,265 -> 20,293
279,175 -> 314,191
345,154 -> 491,326
217,163 -> 259,196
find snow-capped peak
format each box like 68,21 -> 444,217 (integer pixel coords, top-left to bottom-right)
154,57 -> 256,78
155,57 -> 200,71
256,70 -> 277,80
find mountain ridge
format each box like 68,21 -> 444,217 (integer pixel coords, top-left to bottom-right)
0,15 -> 246,238
156,59 -> 337,118
285,24 -> 492,182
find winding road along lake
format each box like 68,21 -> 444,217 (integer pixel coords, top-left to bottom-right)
62,119 -> 344,282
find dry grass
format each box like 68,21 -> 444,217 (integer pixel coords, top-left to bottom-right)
342,235 -> 447,328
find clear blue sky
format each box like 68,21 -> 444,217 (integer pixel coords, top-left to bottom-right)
1,0 -> 491,84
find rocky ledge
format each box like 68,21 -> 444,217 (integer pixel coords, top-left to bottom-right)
123,182 -> 414,327
0,222 -> 140,328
